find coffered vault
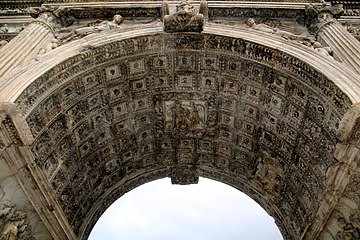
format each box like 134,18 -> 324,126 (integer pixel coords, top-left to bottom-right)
0,1 -> 359,240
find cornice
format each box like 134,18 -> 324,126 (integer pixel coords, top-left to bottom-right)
0,0 -> 44,10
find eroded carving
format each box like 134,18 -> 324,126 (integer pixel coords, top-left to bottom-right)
346,25 -> 360,41
319,198 -> 360,240
164,100 -> 206,138
245,18 -> 312,43
0,116 -> 22,146
163,1 -> 205,33
0,9 -> 28,16
336,216 -> 360,240
208,6 -> 304,20
59,14 -> 123,43
169,165 -> 199,185
29,6 -> 75,28
305,4 -> 345,34
7,31 -> 352,239
313,41 -> 334,58
0,24 -> 8,34
0,40 -> 8,49
0,201 -> 32,240
252,151 -> 284,191
337,103 -> 360,146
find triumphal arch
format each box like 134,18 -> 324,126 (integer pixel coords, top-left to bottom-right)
0,0 -> 359,239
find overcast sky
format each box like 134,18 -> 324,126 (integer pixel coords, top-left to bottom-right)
89,177 -> 283,240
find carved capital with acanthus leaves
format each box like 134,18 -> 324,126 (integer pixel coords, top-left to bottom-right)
305,3 -> 344,35
29,6 -> 75,31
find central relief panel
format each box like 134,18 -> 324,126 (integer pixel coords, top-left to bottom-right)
164,100 -> 207,137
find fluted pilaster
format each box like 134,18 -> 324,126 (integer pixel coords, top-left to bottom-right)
0,16 -> 55,82
317,21 -> 360,75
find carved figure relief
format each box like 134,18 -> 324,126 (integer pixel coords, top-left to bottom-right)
0,24 -> 8,33
346,25 -> 360,41
59,14 -> 123,43
336,217 -> 360,240
164,100 -> 206,137
0,201 -> 15,219
245,18 -> 312,43
313,42 -> 334,58
252,152 -> 283,191
77,15 -> 123,35
163,1 -> 205,33
0,201 -> 32,240
0,40 -> 8,49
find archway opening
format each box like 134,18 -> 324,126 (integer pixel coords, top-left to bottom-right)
89,177 -> 283,240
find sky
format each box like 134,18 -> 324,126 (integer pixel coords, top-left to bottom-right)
89,177 -> 283,240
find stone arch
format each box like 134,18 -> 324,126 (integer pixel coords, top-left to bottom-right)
0,24 -> 360,240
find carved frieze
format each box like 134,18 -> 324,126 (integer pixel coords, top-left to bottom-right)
68,7 -> 161,20
209,6 -> 305,21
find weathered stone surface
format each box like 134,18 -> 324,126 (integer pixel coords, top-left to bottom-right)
163,1 -> 205,33
11,32 -> 352,238
0,1 -> 359,240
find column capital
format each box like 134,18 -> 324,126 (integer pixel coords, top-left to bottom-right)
306,4 -> 360,75
29,6 -> 75,32
305,3 -> 344,35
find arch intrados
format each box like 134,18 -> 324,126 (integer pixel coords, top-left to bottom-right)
0,25 -> 358,240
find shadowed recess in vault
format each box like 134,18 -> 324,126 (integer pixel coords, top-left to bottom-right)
89,177 -> 283,240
